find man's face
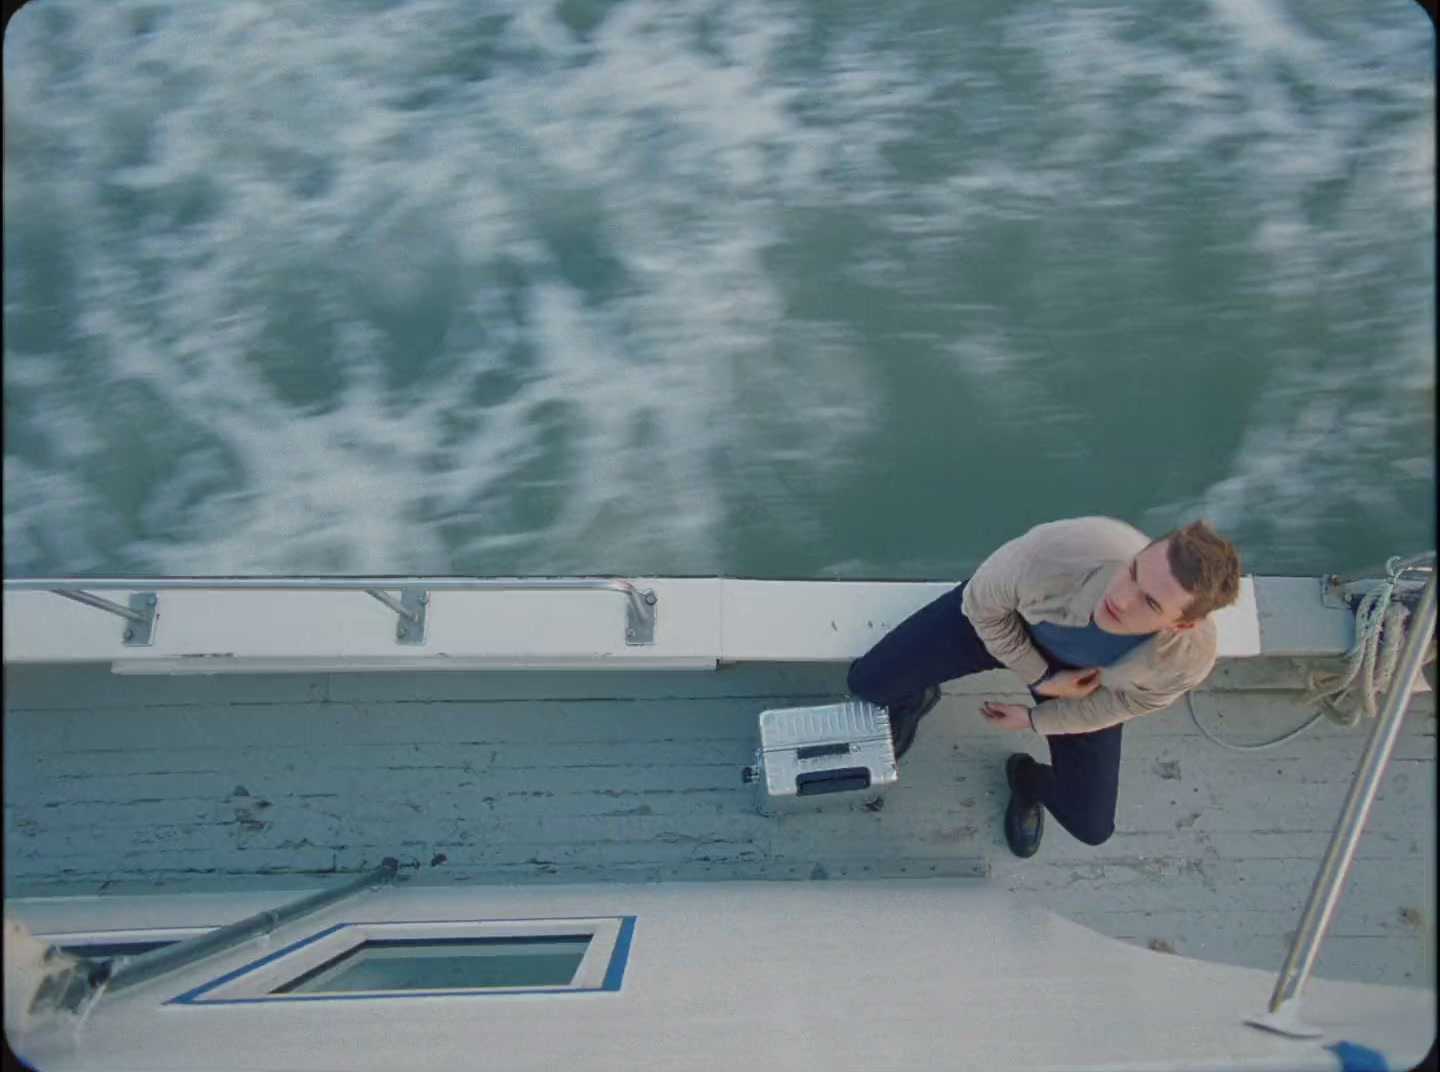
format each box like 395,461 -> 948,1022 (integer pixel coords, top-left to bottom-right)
1096,540 -> 1198,635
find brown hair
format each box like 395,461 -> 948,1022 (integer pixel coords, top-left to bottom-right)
1157,521 -> 1242,622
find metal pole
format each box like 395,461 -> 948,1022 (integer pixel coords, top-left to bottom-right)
365,589 -> 421,621
1327,552 -> 1435,588
1266,569 -> 1437,1015
1391,551 -> 1438,575
53,590 -> 152,625
68,858 -> 400,1007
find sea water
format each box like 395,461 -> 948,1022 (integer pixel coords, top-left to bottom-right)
4,0 -> 1434,580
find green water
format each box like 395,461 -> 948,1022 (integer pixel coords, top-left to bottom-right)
3,0 -> 1434,580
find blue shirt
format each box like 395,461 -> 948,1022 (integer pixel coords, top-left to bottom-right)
1029,618 -> 1155,671
1027,620 -> 1157,703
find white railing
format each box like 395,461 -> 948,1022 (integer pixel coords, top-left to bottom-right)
0,577 -> 659,647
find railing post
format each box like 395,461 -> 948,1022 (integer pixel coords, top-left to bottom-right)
54,590 -> 158,646
1248,567 -> 1436,1037
365,589 -> 429,644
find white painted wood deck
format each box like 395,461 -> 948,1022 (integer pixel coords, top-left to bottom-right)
3,662 -> 1434,990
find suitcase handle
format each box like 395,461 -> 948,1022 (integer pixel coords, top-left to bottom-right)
795,743 -> 851,760
795,767 -> 872,796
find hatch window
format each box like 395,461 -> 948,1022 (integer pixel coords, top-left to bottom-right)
171,917 -> 635,1004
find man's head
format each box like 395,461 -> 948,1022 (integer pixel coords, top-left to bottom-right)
1096,521 -> 1241,635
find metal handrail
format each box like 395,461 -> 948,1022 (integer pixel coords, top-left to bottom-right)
105,857 -> 400,996
1391,550 -> 1438,574
1326,550 -> 1435,591
40,858 -> 399,1016
1253,567 -> 1437,1035
2,576 -> 660,646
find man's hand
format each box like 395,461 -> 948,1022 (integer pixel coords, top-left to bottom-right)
980,701 -> 1032,732
1032,668 -> 1102,699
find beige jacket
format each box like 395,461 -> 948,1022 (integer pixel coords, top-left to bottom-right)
960,516 -> 1218,735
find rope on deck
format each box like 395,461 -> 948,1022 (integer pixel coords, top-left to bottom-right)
1191,553 -> 1435,752
1304,555 -> 1433,728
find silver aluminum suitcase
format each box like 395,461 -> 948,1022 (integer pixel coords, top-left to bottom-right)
744,700 -> 898,813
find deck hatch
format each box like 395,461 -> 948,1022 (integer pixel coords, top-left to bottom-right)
170,917 -> 635,1004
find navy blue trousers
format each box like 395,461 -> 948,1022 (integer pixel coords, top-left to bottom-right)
846,582 -> 1119,846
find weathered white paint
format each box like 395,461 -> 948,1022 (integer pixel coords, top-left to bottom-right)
1217,575 -> 1263,655
109,655 -> 722,674
6,663 -> 1433,988
7,881 -> 1433,1072
1256,578 -> 1357,655
3,576 -> 1265,672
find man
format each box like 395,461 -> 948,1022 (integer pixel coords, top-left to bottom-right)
846,516 -> 1241,858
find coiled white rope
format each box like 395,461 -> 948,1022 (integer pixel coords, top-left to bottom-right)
1190,555 -> 1432,751
1303,557 -> 1420,728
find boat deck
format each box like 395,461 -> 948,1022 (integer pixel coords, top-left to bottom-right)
4,661 -> 1434,988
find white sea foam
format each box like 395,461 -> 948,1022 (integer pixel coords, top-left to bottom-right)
3,0 -> 885,576
2,0 -> 1432,579
995,0 -> 1435,569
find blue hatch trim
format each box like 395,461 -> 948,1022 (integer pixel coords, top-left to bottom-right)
170,923 -> 350,1004
602,916 -> 636,992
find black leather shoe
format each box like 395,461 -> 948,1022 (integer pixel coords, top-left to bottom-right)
888,686 -> 941,761
1004,753 -> 1044,858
